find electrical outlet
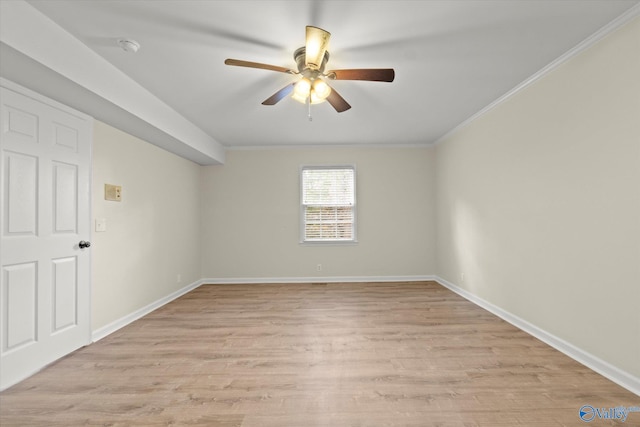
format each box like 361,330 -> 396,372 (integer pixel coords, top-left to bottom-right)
461,272 -> 465,282
317,264 -> 322,272
177,274 -> 181,283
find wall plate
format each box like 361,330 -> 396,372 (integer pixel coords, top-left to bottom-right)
105,184 -> 121,201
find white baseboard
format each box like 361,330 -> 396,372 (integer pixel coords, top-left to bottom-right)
91,276 -> 433,342
91,279 -> 204,342
202,275 -> 436,284
435,276 -> 640,397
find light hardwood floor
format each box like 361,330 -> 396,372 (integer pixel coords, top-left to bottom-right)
0,281 -> 637,426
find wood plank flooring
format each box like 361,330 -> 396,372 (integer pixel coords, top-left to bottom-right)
0,281 -> 637,426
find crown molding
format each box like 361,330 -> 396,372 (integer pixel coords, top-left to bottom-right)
433,4 -> 640,147
225,142 -> 434,151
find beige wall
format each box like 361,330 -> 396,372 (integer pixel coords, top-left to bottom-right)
435,18 -> 640,376
201,147 -> 436,280
91,121 -> 202,331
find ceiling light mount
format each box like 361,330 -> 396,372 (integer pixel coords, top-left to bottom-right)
117,38 -> 140,53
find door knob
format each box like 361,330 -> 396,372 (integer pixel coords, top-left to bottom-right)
79,240 -> 91,249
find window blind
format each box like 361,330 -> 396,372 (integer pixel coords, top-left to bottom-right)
301,167 -> 356,242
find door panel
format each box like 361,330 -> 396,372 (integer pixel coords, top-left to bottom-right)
52,256 -> 78,332
0,80 -> 92,390
5,107 -> 38,143
53,162 -> 78,233
53,122 -> 79,152
2,262 -> 37,351
5,152 -> 38,235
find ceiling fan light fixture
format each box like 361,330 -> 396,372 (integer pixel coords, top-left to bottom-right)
292,78 -> 312,103
310,92 -> 328,105
292,77 -> 332,105
305,26 -> 330,70
312,79 -> 331,100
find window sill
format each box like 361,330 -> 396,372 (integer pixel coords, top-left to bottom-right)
300,239 -> 358,246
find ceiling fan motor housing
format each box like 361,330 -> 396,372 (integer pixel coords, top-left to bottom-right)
294,47 -> 330,74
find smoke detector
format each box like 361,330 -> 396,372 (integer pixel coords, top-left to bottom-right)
117,38 -> 140,53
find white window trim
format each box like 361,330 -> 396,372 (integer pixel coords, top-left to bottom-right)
299,164 -> 358,245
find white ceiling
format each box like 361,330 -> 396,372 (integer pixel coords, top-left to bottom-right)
4,0 -> 640,158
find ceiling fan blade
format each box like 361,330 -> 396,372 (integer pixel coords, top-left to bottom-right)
225,59 -> 295,74
326,86 -> 351,113
327,68 -> 395,82
262,83 -> 296,105
305,26 -> 331,70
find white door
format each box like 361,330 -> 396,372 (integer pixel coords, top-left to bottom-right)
0,79 -> 92,390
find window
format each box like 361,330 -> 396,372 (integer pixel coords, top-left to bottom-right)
301,166 -> 356,243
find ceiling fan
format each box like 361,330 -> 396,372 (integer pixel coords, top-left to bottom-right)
224,26 -> 395,116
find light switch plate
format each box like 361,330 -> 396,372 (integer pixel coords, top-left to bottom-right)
95,218 -> 107,232
105,184 -> 122,201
